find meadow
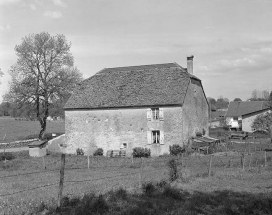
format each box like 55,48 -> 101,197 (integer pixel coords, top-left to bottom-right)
0,144 -> 272,214
0,117 -> 65,143
0,118 -> 272,214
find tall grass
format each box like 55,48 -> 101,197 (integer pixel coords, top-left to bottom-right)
31,185 -> 272,215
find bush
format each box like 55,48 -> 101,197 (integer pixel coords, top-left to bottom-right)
168,159 -> 178,182
162,186 -> 184,200
142,182 -> 157,196
196,131 -> 202,137
169,144 -> 185,156
0,152 -> 15,161
76,148 -> 84,156
93,148 -> 103,156
132,147 -> 151,158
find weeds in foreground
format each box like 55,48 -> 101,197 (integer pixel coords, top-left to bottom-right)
31,184 -> 272,215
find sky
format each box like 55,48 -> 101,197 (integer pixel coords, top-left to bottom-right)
0,0 -> 272,102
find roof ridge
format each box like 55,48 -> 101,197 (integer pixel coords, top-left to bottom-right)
104,62 -> 178,70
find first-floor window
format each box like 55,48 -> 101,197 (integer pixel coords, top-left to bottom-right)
152,130 -> 160,144
152,108 -> 159,120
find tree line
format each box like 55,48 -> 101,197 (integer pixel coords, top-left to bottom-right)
208,90 -> 272,111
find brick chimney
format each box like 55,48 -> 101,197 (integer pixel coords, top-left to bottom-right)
187,55 -> 194,74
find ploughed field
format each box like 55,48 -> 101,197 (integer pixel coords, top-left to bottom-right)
0,117 -> 65,144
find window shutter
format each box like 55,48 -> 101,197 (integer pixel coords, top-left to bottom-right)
159,108 -> 164,120
147,108 -> 152,121
160,131 -> 164,145
147,131 -> 152,144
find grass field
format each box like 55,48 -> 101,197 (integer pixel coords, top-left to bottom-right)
0,117 -> 65,143
1,119 -> 272,214
1,146 -> 272,214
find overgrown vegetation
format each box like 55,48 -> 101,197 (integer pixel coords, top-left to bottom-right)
31,186 -> 272,215
169,144 -> 185,156
0,152 -> 15,161
132,147 -> 151,158
76,148 -> 84,155
251,112 -> 272,132
168,159 -> 179,182
93,148 -> 103,156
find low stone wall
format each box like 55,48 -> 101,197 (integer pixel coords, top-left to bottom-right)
0,138 -> 38,149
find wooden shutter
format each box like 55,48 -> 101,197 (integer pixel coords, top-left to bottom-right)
147,108 -> 152,121
159,108 -> 164,121
147,131 -> 152,144
160,131 -> 164,145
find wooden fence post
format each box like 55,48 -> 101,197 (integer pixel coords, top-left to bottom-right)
57,153 -> 66,210
3,134 -> 6,156
87,155 -> 90,169
241,153 -> 245,171
208,155 -> 213,177
42,156 -> 46,169
248,153 -> 252,168
264,151 -> 267,167
139,157 -> 144,188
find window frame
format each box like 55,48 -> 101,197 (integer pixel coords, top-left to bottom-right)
152,108 -> 159,120
152,130 -> 160,144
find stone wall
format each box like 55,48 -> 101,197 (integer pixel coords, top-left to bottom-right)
181,79 -> 209,144
65,107 -> 183,156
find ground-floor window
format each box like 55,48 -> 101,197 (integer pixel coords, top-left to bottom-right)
152,130 -> 160,144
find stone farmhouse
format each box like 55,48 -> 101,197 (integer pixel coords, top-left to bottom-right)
225,101 -> 270,132
64,56 -> 209,156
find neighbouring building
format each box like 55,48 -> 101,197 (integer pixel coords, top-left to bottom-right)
225,101 -> 270,132
209,110 -> 227,128
64,56 -> 209,156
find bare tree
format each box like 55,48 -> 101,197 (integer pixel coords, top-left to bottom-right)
262,90 -> 270,100
251,89 -> 258,100
5,32 -> 83,139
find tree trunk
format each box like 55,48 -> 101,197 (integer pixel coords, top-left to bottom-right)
38,117 -> 47,140
38,99 -> 49,140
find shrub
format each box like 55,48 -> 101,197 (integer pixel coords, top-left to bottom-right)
162,186 -> 184,200
93,148 -> 103,156
132,147 -> 151,158
0,152 -> 15,161
142,182 -> 157,196
168,159 -> 178,182
76,148 -> 84,156
169,144 -> 185,156
196,131 -> 202,137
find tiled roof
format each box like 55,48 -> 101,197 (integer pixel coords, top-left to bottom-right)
211,110 -> 226,120
64,63 -> 201,109
225,101 -> 270,117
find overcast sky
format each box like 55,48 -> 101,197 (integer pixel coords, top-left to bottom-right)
1,0 -> 272,102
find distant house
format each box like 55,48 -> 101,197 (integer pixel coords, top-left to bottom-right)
210,110 -> 227,128
64,56 -> 209,156
225,101 -> 270,132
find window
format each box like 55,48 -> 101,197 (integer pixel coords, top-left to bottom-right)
152,130 -> 160,144
147,108 -> 163,121
152,108 -> 159,120
120,143 -> 127,149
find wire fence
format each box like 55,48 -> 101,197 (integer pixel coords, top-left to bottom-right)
1,146 -> 272,202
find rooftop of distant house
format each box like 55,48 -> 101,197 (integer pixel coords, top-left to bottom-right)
225,101 -> 270,117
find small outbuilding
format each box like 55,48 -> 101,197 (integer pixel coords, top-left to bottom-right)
28,140 -> 47,157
